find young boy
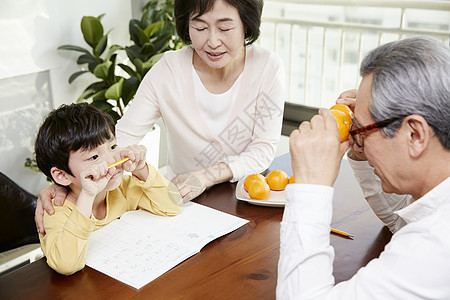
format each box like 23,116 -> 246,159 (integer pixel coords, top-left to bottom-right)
35,103 -> 182,275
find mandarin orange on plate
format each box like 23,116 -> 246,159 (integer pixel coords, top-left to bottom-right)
244,173 -> 266,192
266,169 -> 289,191
289,175 -> 295,184
248,180 -> 270,200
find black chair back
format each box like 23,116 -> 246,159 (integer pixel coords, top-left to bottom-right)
0,172 -> 39,252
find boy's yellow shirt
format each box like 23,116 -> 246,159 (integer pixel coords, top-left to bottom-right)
39,164 -> 182,275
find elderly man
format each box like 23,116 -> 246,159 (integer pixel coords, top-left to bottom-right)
277,36 -> 450,299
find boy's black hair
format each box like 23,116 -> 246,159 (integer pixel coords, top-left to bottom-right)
35,103 -> 116,184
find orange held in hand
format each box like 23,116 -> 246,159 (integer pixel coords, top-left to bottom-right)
244,173 -> 266,192
330,104 -> 353,142
248,180 -> 270,200
330,104 -> 353,121
266,169 -> 289,191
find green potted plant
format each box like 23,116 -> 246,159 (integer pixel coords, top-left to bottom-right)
58,0 -> 183,123
25,0 -> 182,173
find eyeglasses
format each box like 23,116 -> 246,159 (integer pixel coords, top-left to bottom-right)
349,117 -> 401,147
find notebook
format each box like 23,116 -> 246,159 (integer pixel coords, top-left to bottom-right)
85,202 -> 249,289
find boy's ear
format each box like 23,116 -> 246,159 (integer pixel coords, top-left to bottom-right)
50,167 -> 72,186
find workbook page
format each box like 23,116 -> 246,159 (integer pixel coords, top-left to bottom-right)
86,219 -> 196,289
120,202 -> 249,251
85,202 -> 248,289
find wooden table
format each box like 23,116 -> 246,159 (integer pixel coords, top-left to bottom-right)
0,154 -> 391,299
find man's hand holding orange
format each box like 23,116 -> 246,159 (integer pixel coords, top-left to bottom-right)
336,89 -> 368,161
289,109 -> 349,187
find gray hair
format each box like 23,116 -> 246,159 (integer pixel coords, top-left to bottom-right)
360,36 -> 450,149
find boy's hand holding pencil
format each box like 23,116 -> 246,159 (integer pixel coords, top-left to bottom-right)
80,163 -> 115,197
116,145 -> 149,182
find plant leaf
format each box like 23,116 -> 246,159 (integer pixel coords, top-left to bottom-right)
77,89 -> 98,102
108,54 -> 117,83
152,34 -> 171,52
68,70 -> 88,84
118,63 -> 137,77
122,77 -> 139,105
125,45 -> 141,62
94,34 -> 108,57
93,61 -> 112,80
92,90 -> 107,101
109,110 -> 121,123
147,53 -> 164,67
91,101 -> 121,122
105,44 -> 123,61
144,21 -> 164,37
81,16 -> 104,48
141,59 -> 155,75
140,43 -> 155,58
58,45 -> 91,55
105,78 -> 124,100
135,25 -> 150,46
85,81 -> 108,91
132,58 -> 144,76
88,62 -> 99,72
77,54 -> 97,65
129,19 -> 143,45
91,100 -> 113,110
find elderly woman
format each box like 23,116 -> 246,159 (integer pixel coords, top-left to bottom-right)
36,0 -> 285,233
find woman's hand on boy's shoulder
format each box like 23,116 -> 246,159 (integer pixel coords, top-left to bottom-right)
122,145 -> 149,181
35,184 -> 68,234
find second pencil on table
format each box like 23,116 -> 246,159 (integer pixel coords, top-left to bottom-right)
331,228 -> 354,239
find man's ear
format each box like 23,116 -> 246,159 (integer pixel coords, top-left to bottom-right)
405,115 -> 430,158
50,167 -> 72,186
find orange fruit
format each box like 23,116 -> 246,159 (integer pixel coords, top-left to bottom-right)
248,180 -> 270,200
330,104 -> 353,142
330,109 -> 352,142
289,175 -> 295,184
330,104 -> 353,122
244,173 -> 266,192
266,169 -> 289,191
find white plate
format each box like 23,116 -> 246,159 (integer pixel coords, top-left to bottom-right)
235,178 -> 286,207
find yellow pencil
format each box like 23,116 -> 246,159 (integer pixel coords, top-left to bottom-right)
331,228 -> 354,239
108,157 -> 129,169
